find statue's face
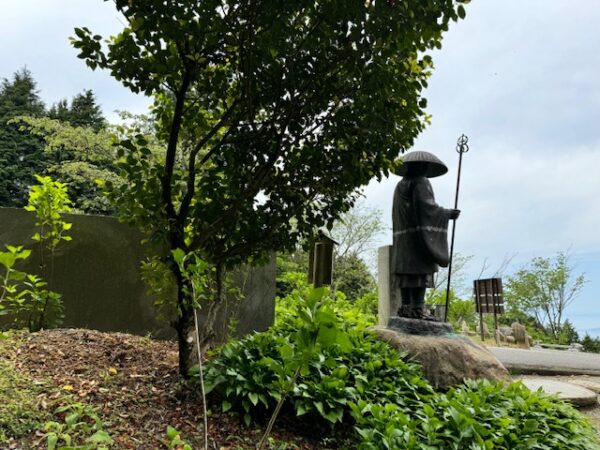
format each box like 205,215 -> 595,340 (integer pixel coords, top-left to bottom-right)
407,162 -> 428,177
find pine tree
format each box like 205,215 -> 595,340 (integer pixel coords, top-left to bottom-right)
49,90 -> 105,132
47,99 -> 70,122
0,68 -> 46,207
69,90 -> 105,131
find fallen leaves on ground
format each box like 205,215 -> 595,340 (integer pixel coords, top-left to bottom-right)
2,329 -> 346,449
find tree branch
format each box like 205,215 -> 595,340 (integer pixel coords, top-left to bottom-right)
178,98 -> 240,220
162,69 -> 192,239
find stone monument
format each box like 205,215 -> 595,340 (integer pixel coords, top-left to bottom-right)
374,151 -> 508,389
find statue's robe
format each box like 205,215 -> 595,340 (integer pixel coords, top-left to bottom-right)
391,176 -> 452,279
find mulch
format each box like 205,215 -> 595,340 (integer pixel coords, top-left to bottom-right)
4,329 -> 347,450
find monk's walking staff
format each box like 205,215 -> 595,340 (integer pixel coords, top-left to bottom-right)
444,134 -> 469,322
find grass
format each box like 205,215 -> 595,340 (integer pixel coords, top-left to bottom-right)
0,332 -> 50,443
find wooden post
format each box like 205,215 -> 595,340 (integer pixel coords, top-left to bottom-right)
475,280 -> 484,342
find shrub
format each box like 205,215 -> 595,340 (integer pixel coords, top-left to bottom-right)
0,246 -> 63,331
581,334 -> 600,353
205,281 -> 429,429
352,380 -> 600,449
205,280 -> 600,449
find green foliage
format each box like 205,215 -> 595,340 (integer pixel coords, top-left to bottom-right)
448,299 -> 477,328
333,252 -> 375,302
0,246 -> 63,331
43,402 -> 113,450
506,252 -> 586,341
205,282 -> 429,432
71,0 -> 466,373
25,175 -> 72,252
0,336 -> 48,443
353,291 -> 378,317
352,380 -> 600,450
18,175 -> 72,331
166,426 -> 192,450
206,276 -> 600,449
14,116 -> 118,214
0,176 -> 71,331
0,67 -> 112,212
0,68 -> 46,207
49,90 -> 106,132
0,245 -> 31,309
581,334 -> 600,353
276,250 -> 309,298
426,289 -> 476,329
557,319 -> 579,345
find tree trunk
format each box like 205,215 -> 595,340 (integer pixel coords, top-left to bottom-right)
174,279 -> 195,378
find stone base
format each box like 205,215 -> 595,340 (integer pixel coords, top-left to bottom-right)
388,316 -> 453,336
371,325 -> 510,390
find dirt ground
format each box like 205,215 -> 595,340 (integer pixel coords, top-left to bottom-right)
1,329 -> 347,450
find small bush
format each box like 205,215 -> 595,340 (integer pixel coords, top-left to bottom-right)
205,279 -> 429,428
581,334 -> 600,353
353,380 -> 600,449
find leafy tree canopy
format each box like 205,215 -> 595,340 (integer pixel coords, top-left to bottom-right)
72,0 -> 468,375
505,251 -> 586,341
11,116 -> 119,215
73,0 -> 468,266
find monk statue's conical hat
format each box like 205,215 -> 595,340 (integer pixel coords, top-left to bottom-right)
394,151 -> 448,178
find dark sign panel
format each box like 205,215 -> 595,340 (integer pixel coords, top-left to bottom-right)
473,278 -> 504,314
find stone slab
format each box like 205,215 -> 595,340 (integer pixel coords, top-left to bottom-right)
520,377 -> 598,407
489,346 -> 600,376
388,316 -> 453,336
564,378 -> 600,394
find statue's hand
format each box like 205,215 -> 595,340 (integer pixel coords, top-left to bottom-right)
449,209 -> 460,219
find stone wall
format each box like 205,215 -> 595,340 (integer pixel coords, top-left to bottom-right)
0,207 -> 275,340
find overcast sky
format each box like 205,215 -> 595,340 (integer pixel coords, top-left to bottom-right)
3,1 -> 600,333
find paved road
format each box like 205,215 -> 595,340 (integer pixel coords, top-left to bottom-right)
488,346 -> 600,376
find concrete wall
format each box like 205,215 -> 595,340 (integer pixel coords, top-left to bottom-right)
0,207 -> 275,340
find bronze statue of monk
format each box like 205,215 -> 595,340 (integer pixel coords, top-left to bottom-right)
391,151 -> 460,320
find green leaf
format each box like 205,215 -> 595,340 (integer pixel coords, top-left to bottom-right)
166,425 -> 179,439
87,430 -> 113,444
248,392 -> 259,406
47,433 -> 58,450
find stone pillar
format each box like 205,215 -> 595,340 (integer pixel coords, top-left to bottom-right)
378,245 -> 400,326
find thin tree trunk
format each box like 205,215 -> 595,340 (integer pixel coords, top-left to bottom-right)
175,278 -> 195,378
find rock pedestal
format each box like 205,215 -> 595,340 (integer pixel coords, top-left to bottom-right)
388,316 -> 453,336
371,325 -> 510,390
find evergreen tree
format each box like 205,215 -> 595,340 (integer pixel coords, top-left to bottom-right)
0,68 -> 46,207
50,90 -> 105,131
47,99 -> 70,122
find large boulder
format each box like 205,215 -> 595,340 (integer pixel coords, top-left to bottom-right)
371,325 -> 510,390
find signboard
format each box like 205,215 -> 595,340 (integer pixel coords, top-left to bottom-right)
473,278 -> 504,314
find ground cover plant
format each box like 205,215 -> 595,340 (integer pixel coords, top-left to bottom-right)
205,276 -> 600,449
